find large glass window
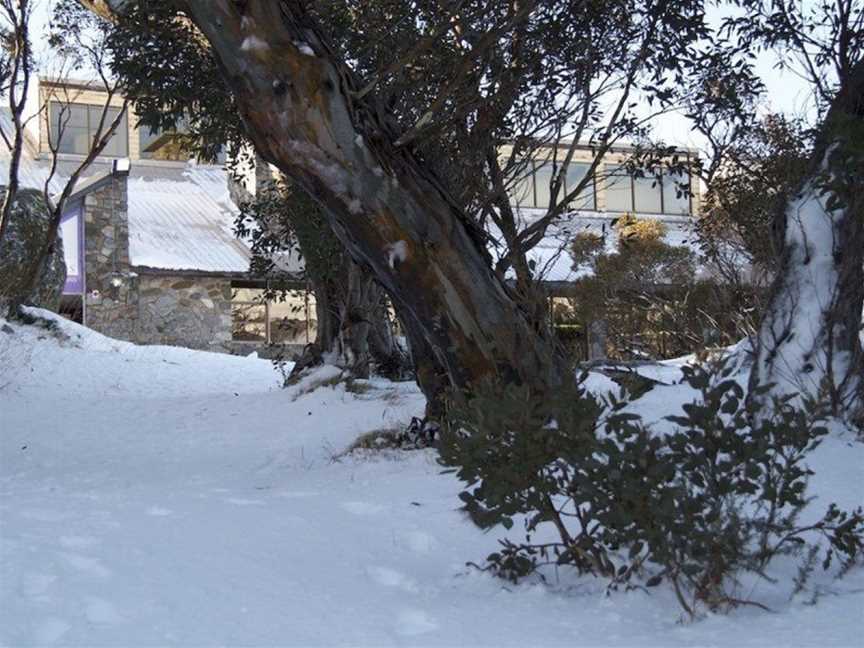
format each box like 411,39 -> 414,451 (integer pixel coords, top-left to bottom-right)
231,288 -> 267,343
140,126 -> 180,160
139,114 -> 201,161
565,162 -> 596,210
663,169 -> 691,215
604,164 -> 633,213
50,102 -> 128,157
633,172 -> 663,214
231,286 -> 316,345
510,167 -> 535,207
505,154 -> 693,215
268,290 -> 316,345
533,160 -> 554,209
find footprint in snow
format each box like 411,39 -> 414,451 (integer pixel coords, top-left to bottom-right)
275,490 -> 318,499
225,497 -> 264,506
341,501 -> 385,515
20,572 -> 57,598
59,535 -> 100,548
20,509 -> 70,522
394,609 -> 438,636
366,566 -> 417,592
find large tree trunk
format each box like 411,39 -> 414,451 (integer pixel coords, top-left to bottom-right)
174,2 -> 562,397
294,255 -> 407,380
750,60 -> 864,422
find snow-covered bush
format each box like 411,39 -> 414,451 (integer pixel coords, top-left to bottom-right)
438,359 -> 864,617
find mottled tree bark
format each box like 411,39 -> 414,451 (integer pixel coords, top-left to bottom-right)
179,1 -> 562,395
289,228 -> 405,380
750,60 -> 864,422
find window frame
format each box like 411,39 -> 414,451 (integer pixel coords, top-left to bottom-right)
230,284 -> 316,345
564,161 -> 597,211
506,150 -> 695,216
49,101 -> 129,157
632,171 -> 664,215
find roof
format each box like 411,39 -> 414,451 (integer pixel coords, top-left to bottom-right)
489,208 -> 709,285
126,164 -> 252,273
0,108 -> 270,275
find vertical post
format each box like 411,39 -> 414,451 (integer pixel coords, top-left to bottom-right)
588,319 -> 608,361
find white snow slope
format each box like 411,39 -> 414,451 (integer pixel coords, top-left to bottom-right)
1,311 -> 862,647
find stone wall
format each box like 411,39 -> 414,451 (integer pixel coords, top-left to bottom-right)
82,175 -> 139,340
136,274 -> 232,351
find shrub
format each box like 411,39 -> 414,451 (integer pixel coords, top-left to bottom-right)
614,213 -> 667,242
439,359 -> 864,617
560,216 -> 759,361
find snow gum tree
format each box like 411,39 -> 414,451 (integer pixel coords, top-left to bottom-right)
81,0 -> 712,407
750,60 -> 864,421
77,0 -> 410,382
0,0 -> 128,317
83,0 -> 567,400
234,176 -> 407,380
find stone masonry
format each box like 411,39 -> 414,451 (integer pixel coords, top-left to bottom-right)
83,174 -> 138,339
81,173 -> 234,351
136,275 -> 232,350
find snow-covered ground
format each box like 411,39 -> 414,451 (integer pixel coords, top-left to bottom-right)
1,311 -> 862,647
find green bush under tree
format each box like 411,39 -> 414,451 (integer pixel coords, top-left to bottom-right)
438,358 -> 864,617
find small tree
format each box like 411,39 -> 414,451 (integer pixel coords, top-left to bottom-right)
440,359 -> 864,618
560,216 -> 754,361
0,0 -> 128,316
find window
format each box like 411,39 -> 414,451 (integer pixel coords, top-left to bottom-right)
565,162 -> 596,210
231,288 -> 267,343
663,170 -> 691,215
231,286 -> 317,345
268,291 -> 316,345
505,153 -> 694,215
510,159 -> 596,210
140,125 -> 182,161
60,207 -> 83,295
49,102 -> 128,157
510,167 -> 535,207
533,160 -> 554,209
633,172 -> 663,214
604,164 -> 633,212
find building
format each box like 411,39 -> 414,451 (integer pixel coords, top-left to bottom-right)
2,78 -> 702,354
1,77 -> 315,354
495,142 -> 702,290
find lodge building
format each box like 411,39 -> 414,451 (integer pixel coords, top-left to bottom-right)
1,78 -> 701,354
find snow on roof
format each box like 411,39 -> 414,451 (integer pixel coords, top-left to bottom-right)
0,110 -> 260,274
490,209 -> 707,285
125,165 -> 251,273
